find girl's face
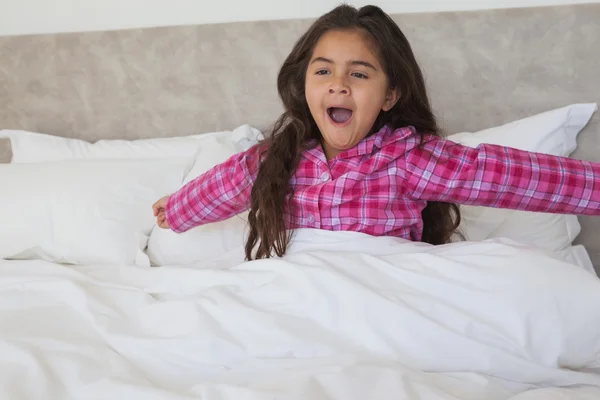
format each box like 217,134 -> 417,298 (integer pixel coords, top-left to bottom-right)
305,29 -> 399,160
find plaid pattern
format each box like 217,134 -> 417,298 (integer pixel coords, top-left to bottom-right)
165,125 -> 600,240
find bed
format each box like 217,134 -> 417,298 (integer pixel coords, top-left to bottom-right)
1,3 -> 600,399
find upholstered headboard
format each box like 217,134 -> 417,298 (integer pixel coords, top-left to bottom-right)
1,3 -> 599,268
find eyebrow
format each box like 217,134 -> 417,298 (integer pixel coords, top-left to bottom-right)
310,57 -> 378,71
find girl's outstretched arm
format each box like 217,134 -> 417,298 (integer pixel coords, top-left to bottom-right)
164,143 -> 263,233
402,135 -> 600,215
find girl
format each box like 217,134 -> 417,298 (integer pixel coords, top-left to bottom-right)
153,4 -> 600,261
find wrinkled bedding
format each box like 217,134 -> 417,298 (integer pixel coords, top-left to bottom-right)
1,229 -> 599,399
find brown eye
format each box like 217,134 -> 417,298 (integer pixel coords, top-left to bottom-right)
352,72 -> 367,79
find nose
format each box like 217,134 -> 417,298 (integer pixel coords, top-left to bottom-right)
328,76 -> 350,95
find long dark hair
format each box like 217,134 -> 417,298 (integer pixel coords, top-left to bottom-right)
245,4 -> 461,260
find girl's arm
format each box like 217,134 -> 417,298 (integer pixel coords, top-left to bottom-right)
402,135 -> 600,215
164,143 -> 263,233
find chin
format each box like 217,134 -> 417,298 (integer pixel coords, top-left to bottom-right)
330,128 -> 361,144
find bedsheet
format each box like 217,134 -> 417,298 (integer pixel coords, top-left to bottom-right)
1,229 -> 599,399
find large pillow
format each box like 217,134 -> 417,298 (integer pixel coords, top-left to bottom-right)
0,157 -> 193,266
449,103 -> 597,253
148,103 -> 597,267
0,125 -> 263,163
145,135 -> 257,266
147,104 -> 597,267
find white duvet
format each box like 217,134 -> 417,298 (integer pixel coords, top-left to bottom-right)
1,229 -> 600,400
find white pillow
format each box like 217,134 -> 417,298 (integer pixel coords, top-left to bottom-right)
0,124 -> 263,163
0,157 -> 193,266
449,103 -> 597,253
145,133 -> 258,266
147,104 -> 597,266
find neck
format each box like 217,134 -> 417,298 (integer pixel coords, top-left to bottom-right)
321,142 -> 339,161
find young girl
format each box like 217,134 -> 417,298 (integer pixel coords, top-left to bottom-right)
153,4 -> 600,261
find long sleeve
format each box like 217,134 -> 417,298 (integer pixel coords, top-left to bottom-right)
402,135 -> 600,215
164,143 -> 263,233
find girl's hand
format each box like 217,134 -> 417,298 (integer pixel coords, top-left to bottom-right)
152,196 -> 170,229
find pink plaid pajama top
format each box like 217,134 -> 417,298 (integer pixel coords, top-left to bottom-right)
165,125 -> 600,240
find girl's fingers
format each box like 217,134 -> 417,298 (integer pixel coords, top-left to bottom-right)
152,196 -> 168,216
156,211 -> 169,229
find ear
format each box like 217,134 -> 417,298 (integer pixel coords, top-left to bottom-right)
382,87 -> 400,112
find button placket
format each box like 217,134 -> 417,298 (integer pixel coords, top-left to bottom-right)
306,158 -> 329,228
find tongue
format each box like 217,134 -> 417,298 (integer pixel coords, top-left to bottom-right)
330,108 -> 352,123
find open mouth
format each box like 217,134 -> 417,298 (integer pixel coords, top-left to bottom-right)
327,107 -> 353,125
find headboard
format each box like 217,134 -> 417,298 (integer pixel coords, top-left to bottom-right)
1,3 -> 599,269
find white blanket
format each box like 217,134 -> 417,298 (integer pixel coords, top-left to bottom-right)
1,229 -> 599,399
